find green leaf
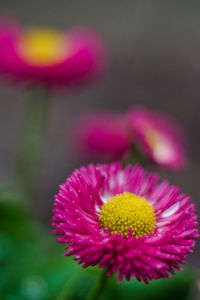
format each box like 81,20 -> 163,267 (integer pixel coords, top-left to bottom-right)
0,188 -> 36,241
102,268 -> 196,300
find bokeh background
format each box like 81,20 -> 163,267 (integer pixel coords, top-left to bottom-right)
0,1 -> 199,298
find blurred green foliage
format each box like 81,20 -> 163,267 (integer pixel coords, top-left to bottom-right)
0,188 -> 197,300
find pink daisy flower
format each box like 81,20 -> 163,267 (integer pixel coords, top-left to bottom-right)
52,163 -> 198,283
0,20 -> 107,87
75,113 -> 130,160
128,107 -> 186,170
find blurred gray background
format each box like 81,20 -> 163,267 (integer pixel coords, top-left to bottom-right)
0,0 -> 199,268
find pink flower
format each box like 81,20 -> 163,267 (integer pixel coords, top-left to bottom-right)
52,163 -> 198,283
75,113 -> 130,160
128,107 -> 186,170
0,20 -> 107,87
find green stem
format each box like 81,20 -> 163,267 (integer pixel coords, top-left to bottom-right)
86,269 -> 108,300
15,86 -> 50,202
123,144 -> 147,167
55,274 -> 83,300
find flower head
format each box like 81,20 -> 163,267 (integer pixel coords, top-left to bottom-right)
52,163 -> 198,282
128,107 -> 186,170
0,20 -> 107,87
75,113 -> 130,160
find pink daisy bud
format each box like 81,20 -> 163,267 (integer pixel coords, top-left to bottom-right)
128,107 -> 187,170
0,20 -> 107,87
75,113 -> 130,160
52,163 -> 198,283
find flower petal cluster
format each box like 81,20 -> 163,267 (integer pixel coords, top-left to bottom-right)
75,107 -> 186,170
52,163 -> 198,282
75,113 -> 130,159
0,20 -> 107,86
128,107 -> 186,170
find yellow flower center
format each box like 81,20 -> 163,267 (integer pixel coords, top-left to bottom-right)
100,192 -> 156,238
18,28 -> 71,66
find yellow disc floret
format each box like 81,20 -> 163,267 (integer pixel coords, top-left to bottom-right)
18,28 -> 71,66
99,192 -> 156,238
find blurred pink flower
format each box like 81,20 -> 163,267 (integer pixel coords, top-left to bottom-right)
128,107 -> 187,170
0,20 -> 107,87
52,163 -> 198,282
75,113 -> 130,160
